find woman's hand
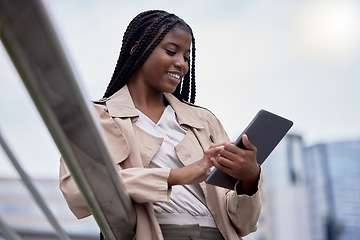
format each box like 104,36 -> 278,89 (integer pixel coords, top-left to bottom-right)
168,146 -> 223,187
211,134 -> 260,195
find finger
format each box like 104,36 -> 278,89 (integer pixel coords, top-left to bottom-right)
210,156 -> 232,172
209,142 -> 227,149
219,146 -> 239,162
205,146 -> 223,157
242,134 -> 257,152
215,155 -> 237,169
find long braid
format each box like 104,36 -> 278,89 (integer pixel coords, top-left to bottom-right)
180,31 -> 196,103
104,11 -> 170,97
128,19 -> 180,81
104,11 -> 167,97
104,13 -> 151,97
111,10 -> 162,76
103,10 -> 197,103
190,35 -> 196,103
119,14 -> 176,86
122,13 -> 172,69
173,80 -> 182,99
180,69 -> 190,101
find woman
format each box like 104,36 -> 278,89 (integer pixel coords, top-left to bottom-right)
60,10 -> 262,240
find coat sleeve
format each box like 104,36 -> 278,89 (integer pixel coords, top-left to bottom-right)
59,157 -> 91,219
203,109 -> 263,237
226,173 -> 263,236
59,157 -> 172,219
59,102 -> 173,219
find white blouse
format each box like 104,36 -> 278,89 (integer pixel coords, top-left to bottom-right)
134,105 -> 216,227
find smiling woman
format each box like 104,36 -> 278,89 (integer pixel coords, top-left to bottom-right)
59,10 -> 263,240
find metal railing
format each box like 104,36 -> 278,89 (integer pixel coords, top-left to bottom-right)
0,0 -> 136,239
0,214 -> 22,240
0,131 -> 71,240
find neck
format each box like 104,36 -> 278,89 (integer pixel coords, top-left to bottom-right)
127,81 -> 168,124
128,82 -> 165,109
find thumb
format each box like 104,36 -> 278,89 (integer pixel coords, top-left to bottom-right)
242,134 -> 257,151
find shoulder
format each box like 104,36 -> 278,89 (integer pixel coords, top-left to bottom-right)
182,100 -> 218,120
178,99 -> 226,131
165,93 -> 221,124
180,100 -> 230,142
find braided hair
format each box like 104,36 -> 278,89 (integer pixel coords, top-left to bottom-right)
103,10 -> 197,103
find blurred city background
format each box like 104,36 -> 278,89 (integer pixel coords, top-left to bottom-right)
1,0 -> 359,239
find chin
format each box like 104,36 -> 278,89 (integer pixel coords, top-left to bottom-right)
162,84 -> 179,94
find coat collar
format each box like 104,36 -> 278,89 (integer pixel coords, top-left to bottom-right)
104,85 -> 204,129
105,85 -> 138,119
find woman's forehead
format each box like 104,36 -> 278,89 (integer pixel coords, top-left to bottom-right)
162,28 -> 192,48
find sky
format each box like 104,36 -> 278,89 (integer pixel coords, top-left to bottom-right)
1,0 -> 360,179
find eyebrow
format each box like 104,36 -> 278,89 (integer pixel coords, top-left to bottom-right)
164,42 -> 190,53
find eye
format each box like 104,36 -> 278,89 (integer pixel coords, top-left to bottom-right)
166,49 -> 176,56
165,49 -> 189,62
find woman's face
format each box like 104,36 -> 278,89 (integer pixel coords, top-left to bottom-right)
131,27 -> 192,94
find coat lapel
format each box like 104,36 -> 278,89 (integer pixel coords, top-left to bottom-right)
133,124 -> 163,168
103,87 -> 212,168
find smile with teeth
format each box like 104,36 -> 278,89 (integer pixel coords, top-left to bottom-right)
167,72 -> 182,80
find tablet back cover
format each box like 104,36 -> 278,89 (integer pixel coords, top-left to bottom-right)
205,109 -> 293,189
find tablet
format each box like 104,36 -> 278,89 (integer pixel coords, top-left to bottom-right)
205,109 -> 293,189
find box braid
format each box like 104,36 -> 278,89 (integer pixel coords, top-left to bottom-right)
103,10 -> 197,103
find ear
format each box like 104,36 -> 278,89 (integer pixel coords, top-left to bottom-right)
130,41 -> 139,55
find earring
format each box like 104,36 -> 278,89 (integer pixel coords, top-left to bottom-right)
130,42 -> 139,55
130,45 -> 136,55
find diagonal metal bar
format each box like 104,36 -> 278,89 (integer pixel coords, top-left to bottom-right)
0,214 -> 23,240
0,0 -> 136,239
0,131 -> 71,240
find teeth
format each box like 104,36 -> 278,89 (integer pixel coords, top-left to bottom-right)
168,72 -> 181,80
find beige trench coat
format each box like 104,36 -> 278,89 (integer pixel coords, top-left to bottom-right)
59,85 -> 263,240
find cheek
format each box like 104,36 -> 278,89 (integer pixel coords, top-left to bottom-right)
142,57 -> 161,74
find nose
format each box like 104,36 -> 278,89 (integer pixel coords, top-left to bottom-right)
174,55 -> 187,72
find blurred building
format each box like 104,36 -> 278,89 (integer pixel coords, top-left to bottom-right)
305,140 -> 360,240
244,134 -> 313,240
245,135 -> 360,240
0,177 -> 98,240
